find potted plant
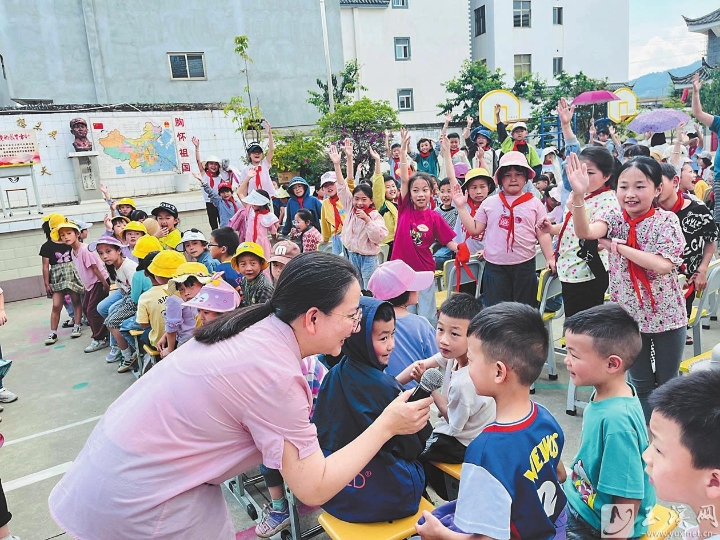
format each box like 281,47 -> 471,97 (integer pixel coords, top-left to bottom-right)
272,133 -> 331,185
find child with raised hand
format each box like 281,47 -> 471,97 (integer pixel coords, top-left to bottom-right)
120,221 -> 147,260
451,156 -> 496,260
238,169 -> 278,256
567,155 -> 686,422
319,170 -> 354,255
410,137 -> 441,176
562,304 -> 656,537
415,303 -> 567,540
643,371 -> 720,540
369,146 -> 398,257
398,293 -> 495,501
193,171 -> 241,229
313,296 -> 432,524
657,162 -> 717,342
40,214 -> 84,345
692,72 -> 720,222
453,149 -> 554,308
150,202 -> 182,250
191,138 -> 225,230
537,97 -> 620,318
440,114 -> 471,168
99,184 -> 136,218
495,103 -> 542,176
290,209 -> 323,253
391,128 -> 458,324
330,141 -> 388,288
231,241 -> 273,306
238,121 -> 276,198
175,229 -> 218,273
56,220 -> 111,353
156,262 -> 211,358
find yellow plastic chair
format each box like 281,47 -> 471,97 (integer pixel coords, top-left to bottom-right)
435,258 -> 484,311
688,260 -> 720,355
638,504 -> 679,540
537,269 -> 563,381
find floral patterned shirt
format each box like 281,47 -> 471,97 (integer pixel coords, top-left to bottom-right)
593,207 -> 687,333
556,191 -> 620,283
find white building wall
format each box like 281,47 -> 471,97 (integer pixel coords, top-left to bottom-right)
341,1 -> 470,125
471,0 -> 629,85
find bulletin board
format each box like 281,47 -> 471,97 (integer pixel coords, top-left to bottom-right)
0,130 -> 41,166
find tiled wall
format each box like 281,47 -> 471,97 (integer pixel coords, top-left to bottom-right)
0,108 -> 251,207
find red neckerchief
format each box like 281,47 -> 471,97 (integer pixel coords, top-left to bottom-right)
253,208 -> 270,242
498,191 -> 534,251
467,198 -> 482,218
360,204 -> 375,216
450,148 -> 460,157
623,207 -> 657,309
296,196 -> 304,209
669,190 -> 685,214
223,197 -> 238,214
554,186 -> 612,259
481,144 -> 491,151
254,166 -> 263,190
329,195 -> 342,229
419,150 -> 432,158
688,146 -> 698,158
207,172 -> 218,189
513,140 -> 528,152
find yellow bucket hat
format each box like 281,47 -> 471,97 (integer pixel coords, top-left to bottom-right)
121,221 -> 147,240
132,234 -> 163,259
166,262 -> 213,296
117,197 -> 137,209
147,250 -> 186,279
50,220 -> 80,241
43,213 -> 66,230
232,241 -> 268,271
275,187 -> 290,199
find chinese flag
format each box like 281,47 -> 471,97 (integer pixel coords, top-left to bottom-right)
93,123 -> 103,130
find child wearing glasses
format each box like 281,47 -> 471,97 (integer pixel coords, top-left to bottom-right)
290,209 -> 323,253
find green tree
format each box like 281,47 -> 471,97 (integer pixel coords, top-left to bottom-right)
307,60 -> 368,115
437,60 -> 506,121
700,68 -> 720,116
224,36 -> 263,146
316,97 -> 400,174
271,132 -> 332,185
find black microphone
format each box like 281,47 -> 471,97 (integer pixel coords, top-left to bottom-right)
408,368 -> 444,402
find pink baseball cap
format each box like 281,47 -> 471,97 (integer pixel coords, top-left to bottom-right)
181,273 -> 241,313
367,260 -> 435,300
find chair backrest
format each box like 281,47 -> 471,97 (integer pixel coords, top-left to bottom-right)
535,245 -> 546,272
378,244 -> 389,266
445,258 -> 484,300
695,260 -> 720,314
537,269 -> 562,313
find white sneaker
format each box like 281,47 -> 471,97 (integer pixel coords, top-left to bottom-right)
105,346 -> 121,363
44,332 -> 58,345
117,352 -> 138,373
84,338 -> 109,353
71,325 -> 82,338
0,387 -> 18,403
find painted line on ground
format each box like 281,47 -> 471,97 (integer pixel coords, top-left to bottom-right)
5,462 -> 72,492
3,415 -> 102,446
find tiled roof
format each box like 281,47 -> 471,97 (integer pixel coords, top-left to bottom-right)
683,8 -> 720,27
669,58 -> 717,85
339,0 -> 389,5
606,82 -> 635,91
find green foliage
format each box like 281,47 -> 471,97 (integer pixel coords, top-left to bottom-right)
700,69 -> 720,116
437,60 -> 506,121
271,132 -> 331,184
661,96 -> 687,111
317,97 -> 400,173
224,36 -> 263,144
307,60 -> 368,115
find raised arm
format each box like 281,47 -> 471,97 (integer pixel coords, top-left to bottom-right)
191,137 -> 204,175
692,74 -> 715,128
495,103 -> 508,143
566,154 -> 609,240
669,122 -> 685,168
399,127 -> 412,200
384,129 -> 391,158
343,138 -> 355,182
264,121 -> 274,165
694,122 -> 705,149
451,183 -> 486,238
237,168 -> 254,203
440,113 -> 452,138
462,114 -> 473,145
440,134 -> 461,191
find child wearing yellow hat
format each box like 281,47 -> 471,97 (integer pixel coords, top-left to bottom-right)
156,262 -> 212,358
120,221 -> 147,257
40,214 -> 85,345
99,183 -> 136,218
231,242 -> 273,306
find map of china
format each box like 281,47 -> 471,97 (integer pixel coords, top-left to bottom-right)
99,122 -> 177,174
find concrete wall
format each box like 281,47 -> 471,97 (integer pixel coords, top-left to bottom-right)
471,0 -> 629,85
340,1 -> 470,124
0,0 -> 344,128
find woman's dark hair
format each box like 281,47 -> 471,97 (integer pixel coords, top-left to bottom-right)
618,156 -> 663,188
42,221 -> 51,240
295,208 -> 315,227
407,171 -> 434,194
374,302 -> 396,323
623,144 -> 650,158
195,252 -> 360,344
650,133 -> 666,147
387,290 -> 411,307
352,184 -> 374,201
130,209 -> 148,221
579,146 -> 619,188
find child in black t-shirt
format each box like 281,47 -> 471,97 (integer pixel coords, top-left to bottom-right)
39,215 -> 85,345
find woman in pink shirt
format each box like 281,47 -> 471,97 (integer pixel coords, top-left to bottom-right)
48,252 -> 431,540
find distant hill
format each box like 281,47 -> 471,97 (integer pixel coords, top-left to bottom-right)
631,61 -> 701,99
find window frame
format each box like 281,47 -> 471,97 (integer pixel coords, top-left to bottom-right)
553,57 -> 563,76
514,54 -> 532,79
553,6 -> 563,25
394,37 -> 411,61
397,88 -> 414,111
474,5 -> 486,36
167,52 -> 207,81
513,0 -> 531,28
391,0 -> 408,8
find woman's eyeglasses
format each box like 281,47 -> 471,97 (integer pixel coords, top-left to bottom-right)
329,307 -> 363,333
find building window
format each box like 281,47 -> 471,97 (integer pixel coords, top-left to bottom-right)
553,6 -> 563,25
0,54 -> 5,80
392,0 -> 408,8
514,54 -> 532,79
474,6 -> 486,36
397,89 -> 414,111
513,1 -> 531,28
394,38 -> 411,61
553,57 -> 563,76
168,53 -> 206,80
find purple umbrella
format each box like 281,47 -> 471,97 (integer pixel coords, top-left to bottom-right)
572,90 -> 620,105
627,109 -> 690,134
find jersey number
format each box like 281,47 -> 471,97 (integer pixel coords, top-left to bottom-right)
537,481 -> 558,517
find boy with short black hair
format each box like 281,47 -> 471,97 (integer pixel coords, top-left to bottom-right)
644,371 -> 720,540
398,293 -> 495,501
208,227 -> 243,293
562,303 -> 656,538
175,228 -> 219,273
231,241 -> 273,306
416,302 -> 567,539
150,202 -> 182,250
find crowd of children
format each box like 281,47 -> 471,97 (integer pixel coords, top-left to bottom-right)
26,86 -> 720,540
